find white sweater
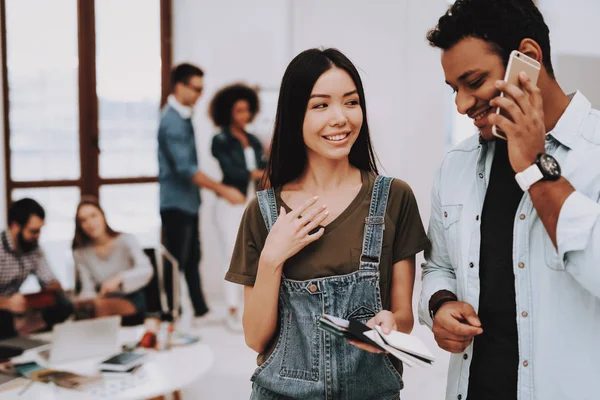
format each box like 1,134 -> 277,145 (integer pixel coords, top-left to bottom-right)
73,233 -> 153,297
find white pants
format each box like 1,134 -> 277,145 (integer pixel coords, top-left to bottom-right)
215,195 -> 249,310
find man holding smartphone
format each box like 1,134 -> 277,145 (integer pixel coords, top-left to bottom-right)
419,1 -> 600,399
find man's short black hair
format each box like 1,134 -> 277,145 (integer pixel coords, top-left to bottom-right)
427,0 -> 554,78
208,83 -> 260,128
171,63 -> 204,89
8,198 -> 45,226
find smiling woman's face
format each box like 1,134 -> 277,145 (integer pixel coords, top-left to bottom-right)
302,67 -> 363,161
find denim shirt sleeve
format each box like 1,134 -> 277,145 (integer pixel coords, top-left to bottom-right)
419,166 -> 458,328
211,135 -> 251,181
556,190 -> 600,299
164,125 -> 198,180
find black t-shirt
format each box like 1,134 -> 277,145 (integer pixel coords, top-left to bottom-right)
467,140 -> 522,399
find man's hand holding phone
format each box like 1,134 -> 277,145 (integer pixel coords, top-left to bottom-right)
432,301 -> 483,354
488,72 -> 546,173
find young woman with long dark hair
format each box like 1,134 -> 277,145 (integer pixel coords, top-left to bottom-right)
226,48 -> 430,399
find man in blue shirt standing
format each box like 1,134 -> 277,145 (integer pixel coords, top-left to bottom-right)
158,63 -> 245,318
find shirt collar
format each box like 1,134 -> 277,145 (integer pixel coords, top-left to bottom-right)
167,95 -> 193,119
477,91 -> 591,149
547,91 -> 591,149
2,230 -> 17,253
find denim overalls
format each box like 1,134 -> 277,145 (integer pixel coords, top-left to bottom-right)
250,176 -> 403,400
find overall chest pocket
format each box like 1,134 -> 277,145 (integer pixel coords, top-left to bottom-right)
441,205 -> 462,268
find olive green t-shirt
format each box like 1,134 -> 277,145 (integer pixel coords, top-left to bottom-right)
225,170 -> 430,310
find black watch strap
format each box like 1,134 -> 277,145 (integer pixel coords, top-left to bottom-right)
429,290 -> 458,319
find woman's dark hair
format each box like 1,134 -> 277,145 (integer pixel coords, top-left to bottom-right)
208,83 -> 260,128
72,196 -> 119,249
265,48 -> 378,188
427,0 -> 554,78
171,63 -> 204,89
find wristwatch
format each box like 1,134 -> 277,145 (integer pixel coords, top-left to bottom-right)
515,153 -> 561,191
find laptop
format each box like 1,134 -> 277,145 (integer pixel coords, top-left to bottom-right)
0,336 -> 49,352
38,316 -> 121,364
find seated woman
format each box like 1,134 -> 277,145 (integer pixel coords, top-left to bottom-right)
72,197 -> 153,319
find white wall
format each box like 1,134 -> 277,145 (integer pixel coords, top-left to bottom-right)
538,0 -> 600,108
172,0 -> 291,300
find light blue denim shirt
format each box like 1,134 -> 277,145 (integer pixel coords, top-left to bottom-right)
157,96 -> 201,215
419,91 -> 600,400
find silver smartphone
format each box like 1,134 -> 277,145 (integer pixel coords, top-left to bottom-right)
492,50 -> 541,140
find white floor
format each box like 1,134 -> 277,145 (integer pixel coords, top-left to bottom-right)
175,278 -> 450,400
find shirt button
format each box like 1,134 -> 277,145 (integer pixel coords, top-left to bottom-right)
522,311 -> 528,318
444,211 -> 448,218
518,262 -> 525,269
478,173 -> 484,179
463,353 -> 468,360
469,262 -> 474,268
458,395 -> 463,400
475,215 -> 480,221
545,135 -> 552,141
309,284 -> 317,293
523,360 -> 529,367
519,214 -> 526,220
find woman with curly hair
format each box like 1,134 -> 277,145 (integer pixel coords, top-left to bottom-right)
210,83 -> 266,331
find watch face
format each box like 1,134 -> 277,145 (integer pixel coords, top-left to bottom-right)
539,154 -> 561,178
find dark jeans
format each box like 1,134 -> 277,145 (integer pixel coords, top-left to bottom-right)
160,209 -> 209,317
0,294 -> 73,339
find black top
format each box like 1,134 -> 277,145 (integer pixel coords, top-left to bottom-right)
211,129 -> 266,196
467,139 -> 522,400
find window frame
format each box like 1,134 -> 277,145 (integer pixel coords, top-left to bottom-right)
0,0 -> 172,214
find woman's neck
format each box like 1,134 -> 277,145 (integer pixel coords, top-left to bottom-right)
229,124 -> 245,138
292,157 -> 361,194
93,232 -> 113,247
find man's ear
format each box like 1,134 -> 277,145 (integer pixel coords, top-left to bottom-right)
518,38 -> 543,65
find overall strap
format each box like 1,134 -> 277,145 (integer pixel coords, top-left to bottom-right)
256,188 -> 287,279
360,176 -> 393,270
256,188 -> 278,232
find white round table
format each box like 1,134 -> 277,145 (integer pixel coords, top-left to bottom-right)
1,328 -> 214,400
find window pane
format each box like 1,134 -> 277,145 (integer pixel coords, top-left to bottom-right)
95,0 -> 161,178
99,184 -> 160,246
11,187 -> 80,290
6,0 -> 80,181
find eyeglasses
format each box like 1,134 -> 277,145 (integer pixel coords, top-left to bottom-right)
186,84 -> 203,94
